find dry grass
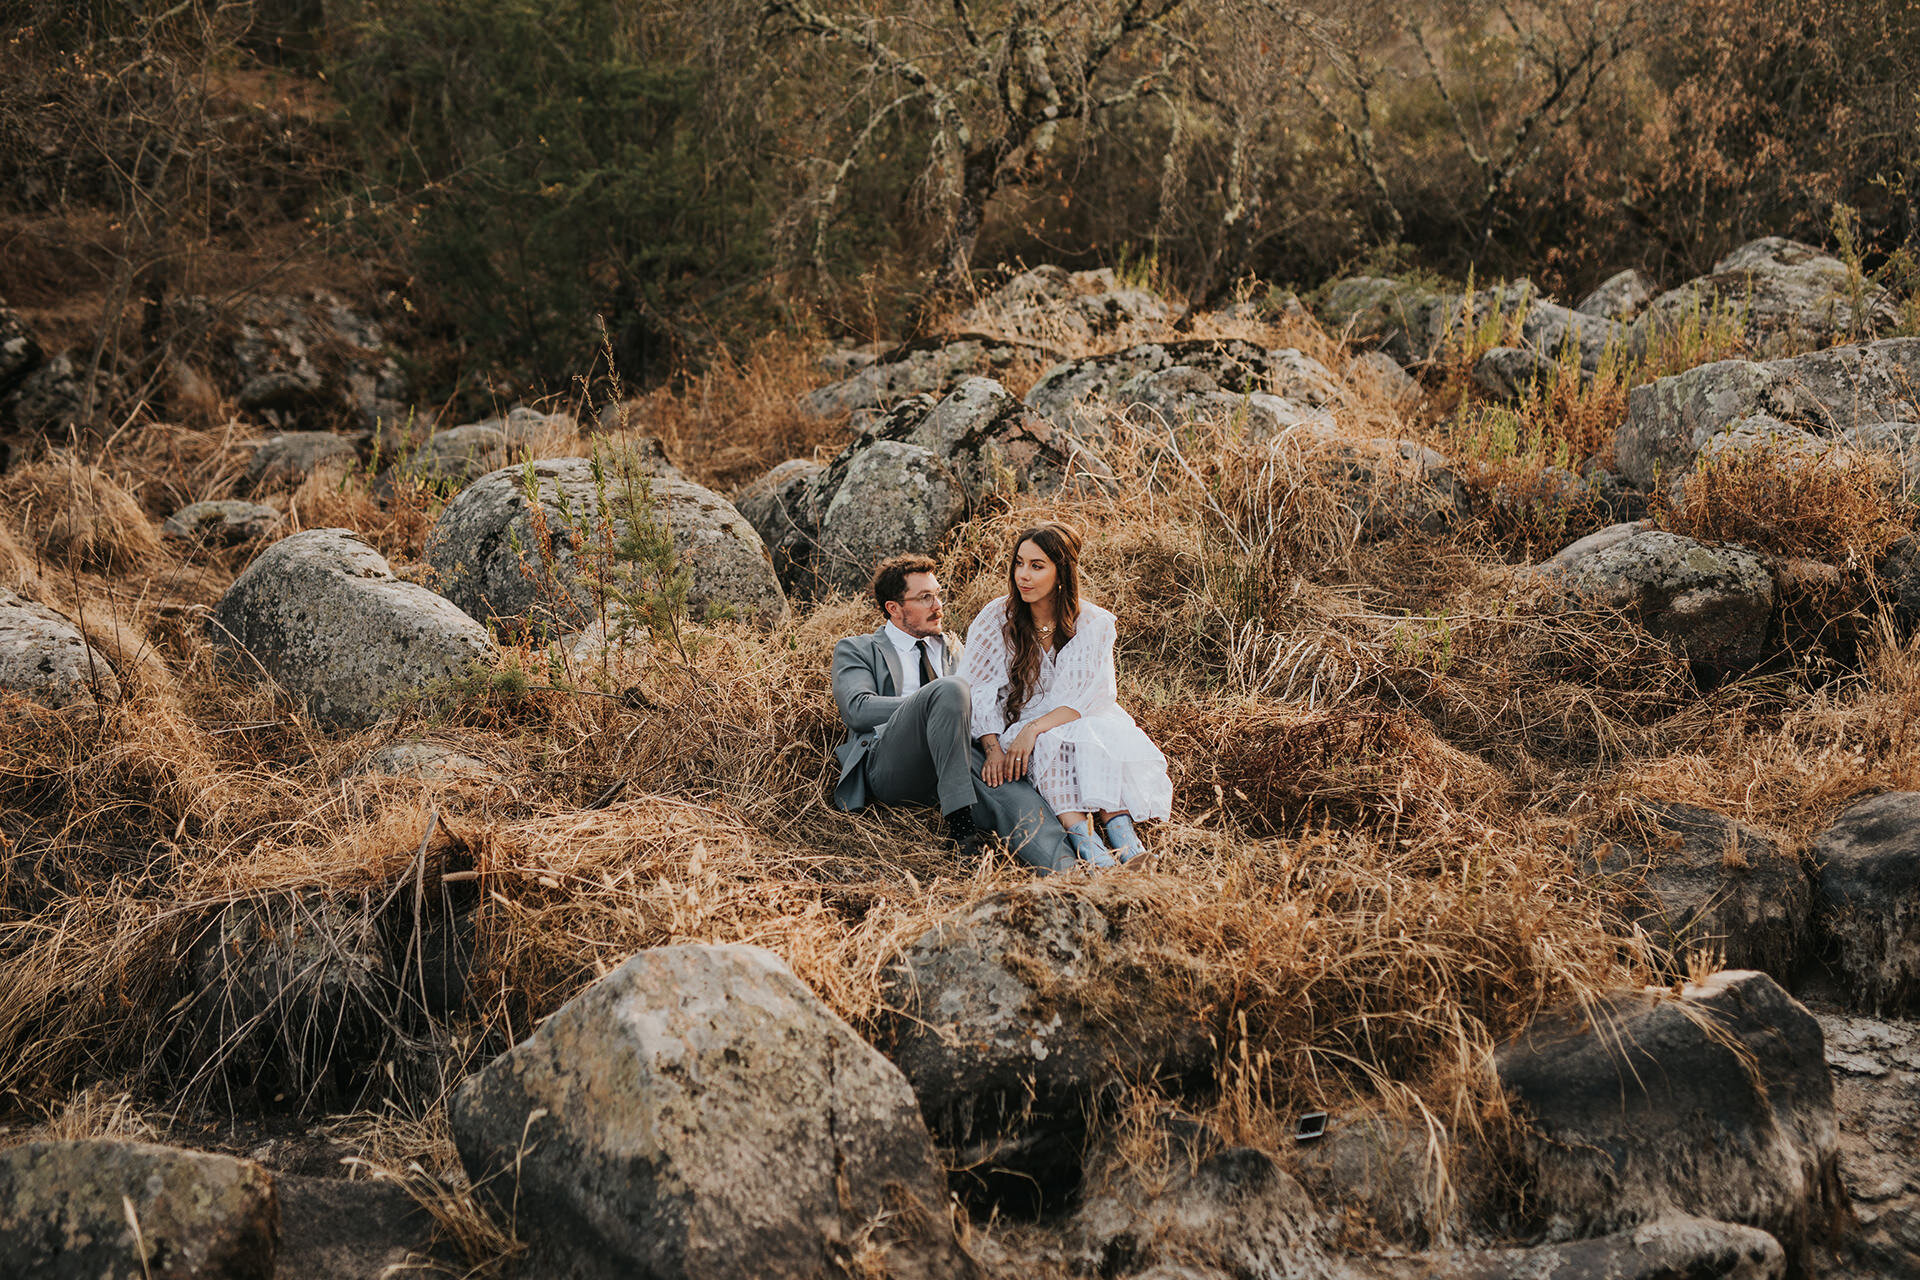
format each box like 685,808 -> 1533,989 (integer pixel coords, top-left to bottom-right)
2,284 -> 1913,1272
1660,442 -> 1910,568
2,453 -> 165,574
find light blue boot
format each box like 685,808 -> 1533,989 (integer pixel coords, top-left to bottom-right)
1065,820 -> 1118,869
1104,814 -> 1146,863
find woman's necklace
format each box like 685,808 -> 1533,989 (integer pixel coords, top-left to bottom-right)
1037,621 -> 1054,637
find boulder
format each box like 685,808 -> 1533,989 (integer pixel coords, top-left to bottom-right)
426,456 -> 786,632
451,944 -> 964,1280
163,499 -> 281,544
1691,413 -> 1838,474
1495,970 -> 1843,1271
1517,299 -> 1632,372
881,888 -> 1212,1213
1024,338 -> 1277,431
1350,350 -> 1423,404
1577,268 -> 1659,322
209,528 -> 493,729
1473,345 -> 1559,400
245,432 -> 360,492
801,333 -> 1050,418
1115,364 -> 1333,440
732,458 -> 822,583
773,379 -> 1113,596
1268,348 -> 1344,407
1810,792 -> 1920,1014
384,422 -> 510,489
1615,338 -> 1920,489
904,374 -> 1114,494
1537,526 -> 1774,668
389,406 -> 579,483
1810,1003 -> 1920,1278
188,891 -> 393,1093
1637,237 -> 1897,350
0,589 -> 120,708
1316,276 -> 1538,365
1069,1133 -> 1335,1280
959,264 -> 1177,345
1393,1215 -> 1785,1280
1587,799 -> 1811,978
813,441 -> 967,596
1879,537 -> 1920,615
0,1139 -> 278,1280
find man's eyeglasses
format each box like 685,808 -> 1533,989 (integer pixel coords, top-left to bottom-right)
902,591 -> 943,606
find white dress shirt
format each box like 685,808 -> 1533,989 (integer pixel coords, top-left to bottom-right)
884,622 -> 946,695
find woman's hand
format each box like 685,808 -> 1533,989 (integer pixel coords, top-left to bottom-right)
1004,725 -> 1040,780
981,738 -> 1009,787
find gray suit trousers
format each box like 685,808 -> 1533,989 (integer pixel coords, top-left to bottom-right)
863,678 -> 1076,875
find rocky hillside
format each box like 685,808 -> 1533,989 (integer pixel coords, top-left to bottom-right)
1,242 -> 1918,1279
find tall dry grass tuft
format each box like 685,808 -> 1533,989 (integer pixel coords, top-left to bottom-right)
3,454 -> 165,574
1660,443 -> 1909,568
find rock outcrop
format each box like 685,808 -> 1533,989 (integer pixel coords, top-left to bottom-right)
1576,268 -> 1659,322
801,333 -> 1053,418
209,528 -> 493,728
452,944 -> 964,1280
0,1139 -> 278,1280
426,456 -> 786,631
1813,1002 -> 1920,1278
959,264 -> 1176,346
1024,337 -> 1278,431
1614,337 -> 1920,490
174,290 -> 409,432
1536,524 -> 1774,667
163,500 -> 281,544
245,432 -> 360,492
1588,799 -> 1811,978
813,441 -> 967,596
1068,1132 -> 1336,1280
1638,237 -> 1897,350
1496,970 -> 1843,1272
754,377 -> 1112,596
882,888 -> 1212,1213
1392,1215 -> 1786,1280
1810,792 -> 1920,1014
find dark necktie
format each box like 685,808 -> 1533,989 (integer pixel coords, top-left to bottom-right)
915,639 -> 938,688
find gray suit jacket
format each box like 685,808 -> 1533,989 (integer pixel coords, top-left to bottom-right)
830,625 -> 962,811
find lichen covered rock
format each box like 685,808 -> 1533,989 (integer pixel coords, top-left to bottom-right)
452,944 -> 964,1280
209,528 -> 493,728
427,456 -> 786,631
0,1139 -> 278,1280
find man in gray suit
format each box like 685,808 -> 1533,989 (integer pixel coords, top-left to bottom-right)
830,554 -> 1074,873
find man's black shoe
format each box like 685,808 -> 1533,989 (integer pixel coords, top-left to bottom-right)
943,807 -> 991,860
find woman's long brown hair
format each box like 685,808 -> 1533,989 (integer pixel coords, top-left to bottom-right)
1002,522 -> 1082,722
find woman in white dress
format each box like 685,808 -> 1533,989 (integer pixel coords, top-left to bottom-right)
962,522 -> 1173,867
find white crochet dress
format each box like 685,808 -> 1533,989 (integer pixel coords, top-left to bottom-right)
962,596 -> 1173,820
